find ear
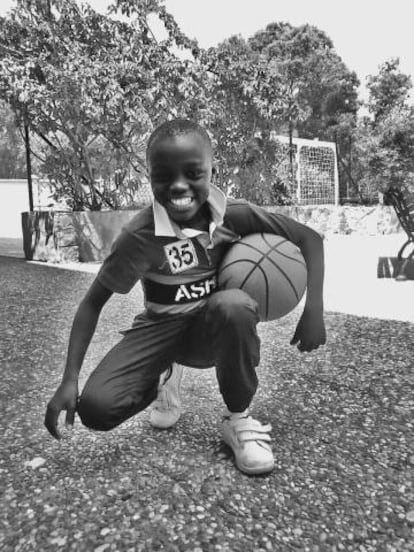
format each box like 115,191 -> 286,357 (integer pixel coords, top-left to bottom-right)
211,166 -> 217,181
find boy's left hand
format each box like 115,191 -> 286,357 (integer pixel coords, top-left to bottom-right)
290,308 -> 326,352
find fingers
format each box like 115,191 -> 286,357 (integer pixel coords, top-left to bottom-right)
295,338 -> 326,352
45,405 -> 76,438
290,331 -> 299,346
291,327 -> 326,351
298,343 -> 314,353
65,408 -> 75,429
290,336 -> 322,352
44,404 -> 61,440
296,341 -> 310,352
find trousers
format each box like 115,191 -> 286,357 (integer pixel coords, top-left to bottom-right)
77,289 -> 261,431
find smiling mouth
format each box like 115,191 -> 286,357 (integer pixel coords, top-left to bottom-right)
169,197 -> 194,209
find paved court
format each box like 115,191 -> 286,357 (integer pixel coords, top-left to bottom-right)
1,235 -> 413,551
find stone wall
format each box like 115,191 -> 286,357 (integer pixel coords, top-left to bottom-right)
21,205 -> 403,263
270,205 -> 401,236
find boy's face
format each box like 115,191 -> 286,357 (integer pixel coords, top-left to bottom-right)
148,132 -> 213,224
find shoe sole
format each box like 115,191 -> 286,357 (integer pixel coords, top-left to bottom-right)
149,411 -> 182,429
235,458 -> 275,475
150,421 -> 179,429
222,436 -> 275,475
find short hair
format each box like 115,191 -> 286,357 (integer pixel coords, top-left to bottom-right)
146,119 -> 212,161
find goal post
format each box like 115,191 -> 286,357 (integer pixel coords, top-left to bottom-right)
275,135 -> 339,206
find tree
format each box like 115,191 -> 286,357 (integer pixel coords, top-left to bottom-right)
195,35 -> 292,204
190,23 -> 359,205
0,0 -> 198,210
249,22 -> 313,175
249,22 -> 359,194
0,2 -> 361,208
249,23 -> 359,136
353,107 -> 414,198
351,59 -> 414,199
366,58 -> 412,124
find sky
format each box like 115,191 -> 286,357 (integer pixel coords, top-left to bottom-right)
1,0 -> 414,102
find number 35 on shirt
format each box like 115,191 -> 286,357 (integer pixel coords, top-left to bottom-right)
164,239 -> 199,274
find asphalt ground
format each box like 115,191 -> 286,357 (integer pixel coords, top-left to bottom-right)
1,236 -> 414,551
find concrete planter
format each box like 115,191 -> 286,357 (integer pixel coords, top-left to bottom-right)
21,210 -> 140,262
21,205 -> 402,263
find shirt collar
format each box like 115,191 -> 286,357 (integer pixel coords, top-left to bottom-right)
153,184 -> 227,239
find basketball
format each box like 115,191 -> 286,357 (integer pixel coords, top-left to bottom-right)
218,233 -> 307,321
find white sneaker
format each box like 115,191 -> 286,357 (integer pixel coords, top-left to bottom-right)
150,363 -> 184,429
221,410 -> 274,475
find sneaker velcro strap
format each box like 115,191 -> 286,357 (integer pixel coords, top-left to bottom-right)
232,418 -> 272,433
238,431 -> 272,443
232,418 -> 272,444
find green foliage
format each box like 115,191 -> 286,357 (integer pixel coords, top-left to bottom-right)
247,22 -> 359,201
194,36 -> 293,204
0,2 -> 380,209
0,0 -> 198,209
351,59 -> 414,200
353,108 -> 414,196
367,58 -> 412,123
249,22 -> 359,140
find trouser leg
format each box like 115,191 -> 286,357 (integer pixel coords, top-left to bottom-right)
77,313 -> 191,431
202,289 -> 261,413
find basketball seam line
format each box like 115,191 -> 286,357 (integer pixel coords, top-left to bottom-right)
220,257 -> 297,318
244,237 -> 304,300
238,240 -> 305,269
261,233 -> 307,267
221,255 -> 300,302
239,261 -> 270,320
222,239 -> 304,301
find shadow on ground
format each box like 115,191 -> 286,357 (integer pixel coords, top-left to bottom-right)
1,256 -> 413,551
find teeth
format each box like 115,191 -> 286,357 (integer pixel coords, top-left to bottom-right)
171,197 -> 192,206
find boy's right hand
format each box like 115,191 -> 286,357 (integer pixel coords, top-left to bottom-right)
44,379 -> 79,440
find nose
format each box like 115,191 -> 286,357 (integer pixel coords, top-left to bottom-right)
170,175 -> 188,193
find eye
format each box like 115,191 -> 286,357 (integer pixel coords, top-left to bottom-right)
151,172 -> 171,184
186,169 -> 203,179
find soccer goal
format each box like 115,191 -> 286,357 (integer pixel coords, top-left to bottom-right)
275,135 -> 339,206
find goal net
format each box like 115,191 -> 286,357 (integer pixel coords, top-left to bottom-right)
275,135 -> 339,205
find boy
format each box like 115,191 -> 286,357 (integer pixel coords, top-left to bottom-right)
44,119 -> 326,475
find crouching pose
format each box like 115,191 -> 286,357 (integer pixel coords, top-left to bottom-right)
45,119 -> 326,475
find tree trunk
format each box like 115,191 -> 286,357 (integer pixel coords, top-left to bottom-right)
24,121 -> 34,212
288,117 -> 294,181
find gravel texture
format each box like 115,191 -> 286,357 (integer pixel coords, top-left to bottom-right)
1,254 -> 414,552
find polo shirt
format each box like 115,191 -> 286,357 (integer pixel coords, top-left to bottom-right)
97,185 -> 302,314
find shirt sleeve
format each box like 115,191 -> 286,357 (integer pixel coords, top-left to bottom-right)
96,229 -> 149,294
225,200 -> 306,245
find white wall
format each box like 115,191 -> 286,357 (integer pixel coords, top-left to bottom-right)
0,179 -> 52,238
